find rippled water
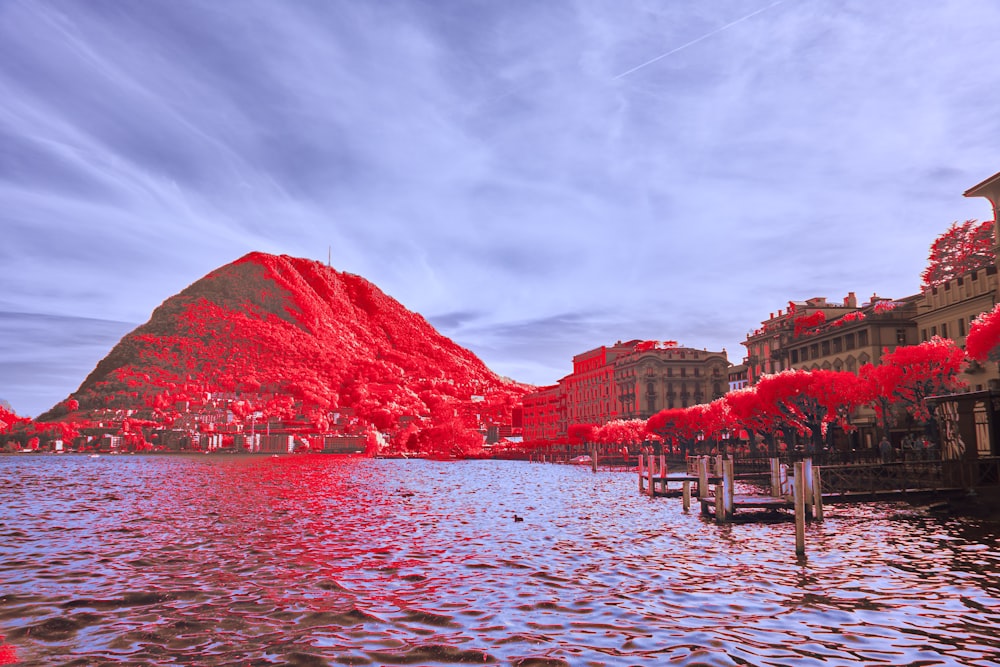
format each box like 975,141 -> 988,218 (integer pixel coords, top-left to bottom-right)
1,454 -> 998,666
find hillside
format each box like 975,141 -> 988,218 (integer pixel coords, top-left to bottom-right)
35,252 -> 529,454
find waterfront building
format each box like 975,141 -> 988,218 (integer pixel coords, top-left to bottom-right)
742,294 -> 859,384
521,341 -> 731,439
521,384 -> 562,442
914,265 -> 999,391
784,295 -> 919,374
615,346 -> 730,419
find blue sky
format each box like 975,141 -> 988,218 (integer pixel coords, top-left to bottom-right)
2,0 -> 1000,417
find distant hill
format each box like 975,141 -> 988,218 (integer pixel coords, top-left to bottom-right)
36,252 -> 530,454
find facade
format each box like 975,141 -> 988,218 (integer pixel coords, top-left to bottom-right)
561,341 -> 638,428
521,384 -> 562,442
914,265 -> 999,391
728,364 -> 748,392
520,341 -> 732,439
785,296 -> 919,374
615,347 -> 730,419
743,294 -> 859,384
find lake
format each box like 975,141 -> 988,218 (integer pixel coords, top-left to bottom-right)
1,454 -> 998,666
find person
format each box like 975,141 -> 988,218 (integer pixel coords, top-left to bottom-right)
879,435 -> 892,463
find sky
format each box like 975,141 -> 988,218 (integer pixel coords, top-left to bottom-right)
2,0 -> 1000,417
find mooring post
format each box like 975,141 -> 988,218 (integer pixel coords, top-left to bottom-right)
769,458 -> 780,497
715,487 -> 725,524
590,442 -> 597,473
637,454 -> 644,494
812,466 -> 824,521
697,456 -> 709,500
723,458 -> 735,520
659,454 -> 667,495
794,460 -> 806,555
647,454 -> 654,497
682,480 -> 691,511
803,458 -> 814,518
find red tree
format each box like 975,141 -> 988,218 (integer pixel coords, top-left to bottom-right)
965,304 -> 1000,362
860,337 -> 967,432
921,219 -> 994,287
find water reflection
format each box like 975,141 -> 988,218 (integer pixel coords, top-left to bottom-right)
1,455 -> 998,665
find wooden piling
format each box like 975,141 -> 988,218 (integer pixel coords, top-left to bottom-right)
715,489 -> 725,524
590,443 -> 597,473
658,454 -> 667,495
803,458 -> 814,517
723,458 -> 735,520
812,466 -> 824,521
794,460 -> 806,555
682,480 -> 691,511
769,458 -> 781,497
697,457 -> 708,500
637,455 -> 644,494
648,455 -> 656,496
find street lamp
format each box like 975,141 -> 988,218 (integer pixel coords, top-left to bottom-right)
721,428 -> 731,459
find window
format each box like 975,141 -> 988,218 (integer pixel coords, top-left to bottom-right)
858,330 -> 869,346
821,341 -> 830,356
959,318 -> 966,337
845,333 -> 856,350
833,338 -> 843,353
931,326 -> 937,337
810,344 -> 819,359
896,328 -> 907,344
791,349 -> 799,364
667,367 -> 673,377
941,323 -> 948,339
921,328 -> 928,341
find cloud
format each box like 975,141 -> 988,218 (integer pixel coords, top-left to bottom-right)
2,0 -> 1000,410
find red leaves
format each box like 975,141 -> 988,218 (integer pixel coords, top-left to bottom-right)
792,311 -> 826,337
965,304 -> 1000,362
647,342 -> 964,444
921,219 -> 995,288
35,252 -> 529,457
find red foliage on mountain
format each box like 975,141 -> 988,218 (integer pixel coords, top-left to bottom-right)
921,219 -> 994,288
0,404 -> 29,434
36,252 -> 530,455
965,304 -> 1000,362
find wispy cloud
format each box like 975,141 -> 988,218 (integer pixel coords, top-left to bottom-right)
2,0 -> 1000,413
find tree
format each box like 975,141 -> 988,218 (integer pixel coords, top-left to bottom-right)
860,337 -> 967,432
965,304 -> 1000,362
921,219 -> 994,288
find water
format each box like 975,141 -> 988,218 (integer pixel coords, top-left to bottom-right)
1,455 -> 998,666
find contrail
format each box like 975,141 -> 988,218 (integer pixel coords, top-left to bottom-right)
613,1 -> 785,80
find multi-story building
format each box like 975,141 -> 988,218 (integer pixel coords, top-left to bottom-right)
743,294 -> 859,384
520,341 -> 732,439
521,384 -> 562,442
785,295 -> 919,373
561,341 -> 638,428
615,346 -> 730,419
914,265 -> 999,391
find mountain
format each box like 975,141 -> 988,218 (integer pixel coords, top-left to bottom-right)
36,252 -> 530,453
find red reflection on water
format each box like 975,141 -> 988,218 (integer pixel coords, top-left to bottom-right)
0,636 -> 16,665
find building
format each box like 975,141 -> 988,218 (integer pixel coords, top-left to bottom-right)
914,265 -> 999,391
785,295 -> 919,374
615,346 -> 730,419
561,341 -> 639,429
728,364 -> 748,392
520,341 -> 732,439
521,384 -> 562,442
743,294 -> 859,384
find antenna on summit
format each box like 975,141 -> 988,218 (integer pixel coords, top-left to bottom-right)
327,246 -> 331,267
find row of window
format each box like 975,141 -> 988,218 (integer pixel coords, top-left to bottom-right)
921,317 -> 968,342
789,330 -> 875,364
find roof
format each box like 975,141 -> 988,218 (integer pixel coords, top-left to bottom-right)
963,170 -> 1000,198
